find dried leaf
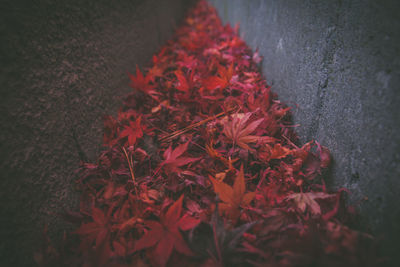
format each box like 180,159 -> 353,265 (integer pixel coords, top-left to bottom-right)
221,113 -> 264,150
210,165 -> 255,222
286,192 -> 336,215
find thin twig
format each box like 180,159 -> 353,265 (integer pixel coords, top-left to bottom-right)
159,107 -> 238,143
122,147 -> 138,196
282,134 -> 299,149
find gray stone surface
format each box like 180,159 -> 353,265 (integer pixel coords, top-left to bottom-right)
209,0 -> 400,264
0,0 -> 192,266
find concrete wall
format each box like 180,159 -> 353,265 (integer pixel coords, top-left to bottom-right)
209,0 -> 400,263
0,0 -> 192,266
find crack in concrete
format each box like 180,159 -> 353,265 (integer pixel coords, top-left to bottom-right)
305,13 -> 342,141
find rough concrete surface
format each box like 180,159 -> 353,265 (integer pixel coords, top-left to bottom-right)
209,0 -> 400,264
0,0 -> 192,266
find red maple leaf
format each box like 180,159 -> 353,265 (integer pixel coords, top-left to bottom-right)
174,69 -> 190,92
129,65 -> 156,95
75,207 -> 110,249
161,142 -> 200,173
203,63 -> 234,91
119,116 -> 144,146
134,195 -> 200,267
221,112 -> 269,150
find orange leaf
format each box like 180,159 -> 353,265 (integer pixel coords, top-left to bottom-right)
286,192 -> 335,215
210,165 -> 255,223
232,165 -> 246,203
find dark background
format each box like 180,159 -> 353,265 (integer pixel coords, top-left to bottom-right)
0,0 -> 192,266
1,0 -> 399,266
209,0 -> 400,265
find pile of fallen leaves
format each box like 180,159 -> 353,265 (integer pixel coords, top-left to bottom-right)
36,1 -> 380,266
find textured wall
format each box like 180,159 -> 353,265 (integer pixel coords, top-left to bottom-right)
209,0 -> 400,264
0,0 -> 192,266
